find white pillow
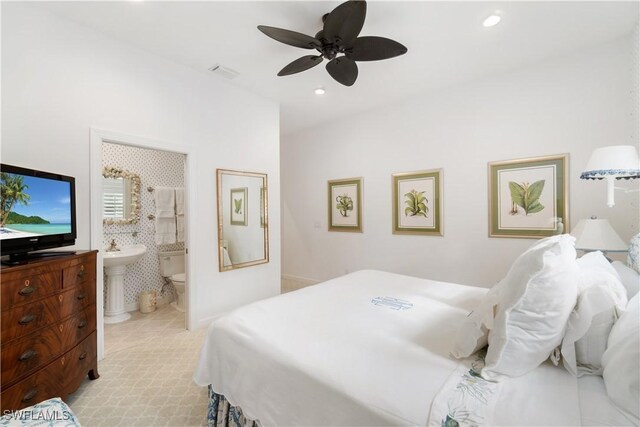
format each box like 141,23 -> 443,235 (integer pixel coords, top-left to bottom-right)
451,286 -> 499,358
602,293 -> 640,422
612,261 -> 640,299
561,252 -> 629,374
481,235 -> 578,381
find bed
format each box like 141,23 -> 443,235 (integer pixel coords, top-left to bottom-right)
194,268 -> 636,426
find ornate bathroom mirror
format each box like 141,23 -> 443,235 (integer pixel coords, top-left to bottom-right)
216,169 -> 269,271
103,166 -> 141,225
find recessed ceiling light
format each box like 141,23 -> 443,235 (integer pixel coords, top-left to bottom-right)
483,14 -> 501,28
314,88 -> 326,95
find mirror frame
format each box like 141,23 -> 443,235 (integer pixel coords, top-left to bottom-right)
102,166 -> 142,225
216,168 -> 269,272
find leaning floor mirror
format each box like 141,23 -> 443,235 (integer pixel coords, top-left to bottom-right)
216,169 -> 269,272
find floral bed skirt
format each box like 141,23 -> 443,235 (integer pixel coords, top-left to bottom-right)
207,386 -> 260,427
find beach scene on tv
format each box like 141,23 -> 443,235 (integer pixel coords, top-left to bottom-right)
0,172 -> 72,240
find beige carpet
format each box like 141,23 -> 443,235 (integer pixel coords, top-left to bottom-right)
66,306 -> 209,426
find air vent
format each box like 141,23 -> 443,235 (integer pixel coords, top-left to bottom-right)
208,64 -> 240,80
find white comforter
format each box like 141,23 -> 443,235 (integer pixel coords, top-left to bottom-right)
194,270 -> 582,426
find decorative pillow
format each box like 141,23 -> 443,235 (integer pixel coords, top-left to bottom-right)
451,286 -> 499,359
628,232 -> 640,273
612,261 -> 640,299
560,252 -> 627,376
481,235 -> 578,381
602,293 -> 640,421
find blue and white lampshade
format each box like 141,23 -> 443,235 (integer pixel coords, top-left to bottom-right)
580,145 -> 640,207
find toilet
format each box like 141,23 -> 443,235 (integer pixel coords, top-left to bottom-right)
158,250 -> 186,312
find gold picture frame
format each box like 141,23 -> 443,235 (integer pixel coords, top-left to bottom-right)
488,154 -> 569,238
392,169 -> 443,236
230,187 -> 248,226
328,177 -> 363,232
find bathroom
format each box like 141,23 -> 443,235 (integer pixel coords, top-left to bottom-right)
101,142 -> 187,345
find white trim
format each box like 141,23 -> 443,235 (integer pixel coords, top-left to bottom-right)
281,274 -> 320,293
90,128 -> 197,361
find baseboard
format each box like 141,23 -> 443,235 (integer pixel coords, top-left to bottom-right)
125,294 -> 173,313
281,274 -> 320,293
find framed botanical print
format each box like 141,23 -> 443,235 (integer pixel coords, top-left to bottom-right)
489,154 -> 569,238
230,187 -> 248,226
392,169 -> 443,235
328,177 -> 363,232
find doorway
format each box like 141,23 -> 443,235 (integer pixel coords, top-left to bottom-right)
90,129 -> 195,361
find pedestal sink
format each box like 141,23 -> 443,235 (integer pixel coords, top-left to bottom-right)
103,244 -> 147,324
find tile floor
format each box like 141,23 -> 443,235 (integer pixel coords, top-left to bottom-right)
66,306 -> 209,426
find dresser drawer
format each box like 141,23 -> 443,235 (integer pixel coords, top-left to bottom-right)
62,259 -> 96,289
0,359 -> 63,411
63,331 -> 97,390
1,272 -> 61,311
59,283 -> 95,319
1,325 -> 62,387
1,295 -> 60,343
60,306 -> 96,351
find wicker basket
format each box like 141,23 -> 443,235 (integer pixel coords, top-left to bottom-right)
139,290 -> 157,313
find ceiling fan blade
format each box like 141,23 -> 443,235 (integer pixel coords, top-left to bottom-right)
278,55 -> 324,76
322,1 -> 366,45
258,25 -> 321,49
345,36 -> 408,61
326,57 -> 358,86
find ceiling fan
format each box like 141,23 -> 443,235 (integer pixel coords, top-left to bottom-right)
258,0 -> 407,87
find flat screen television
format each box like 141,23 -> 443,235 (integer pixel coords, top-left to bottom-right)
1,164 -> 77,263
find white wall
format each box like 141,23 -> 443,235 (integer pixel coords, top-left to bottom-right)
1,3 -> 281,327
282,35 -> 639,288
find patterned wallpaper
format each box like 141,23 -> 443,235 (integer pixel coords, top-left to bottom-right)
102,142 -> 186,307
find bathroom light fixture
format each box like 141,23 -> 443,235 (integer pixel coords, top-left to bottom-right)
314,87 -> 326,95
580,145 -> 640,207
483,14 -> 501,27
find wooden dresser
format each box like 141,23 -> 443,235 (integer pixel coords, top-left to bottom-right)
0,251 -> 99,411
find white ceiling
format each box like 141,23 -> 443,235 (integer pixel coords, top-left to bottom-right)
34,1 -> 639,135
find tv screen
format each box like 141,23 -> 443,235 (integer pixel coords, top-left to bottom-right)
1,164 -> 76,260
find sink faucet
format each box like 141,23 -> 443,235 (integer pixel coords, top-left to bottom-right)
106,239 -> 120,252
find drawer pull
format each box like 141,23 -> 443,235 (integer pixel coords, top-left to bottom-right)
18,314 -> 36,325
78,319 -> 88,329
77,270 -> 86,279
21,388 -> 38,403
79,352 -> 88,361
18,349 -> 38,362
18,286 -> 35,296
76,292 -> 86,300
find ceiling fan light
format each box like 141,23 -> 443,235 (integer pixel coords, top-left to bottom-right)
483,14 -> 501,27
314,87 -> 326,95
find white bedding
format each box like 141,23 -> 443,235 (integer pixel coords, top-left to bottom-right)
194,270 -> 618,426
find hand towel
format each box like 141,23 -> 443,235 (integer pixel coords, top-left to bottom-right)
155,186 -> 176,244
175,188 -> 184,215
175,187 -> 185,243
